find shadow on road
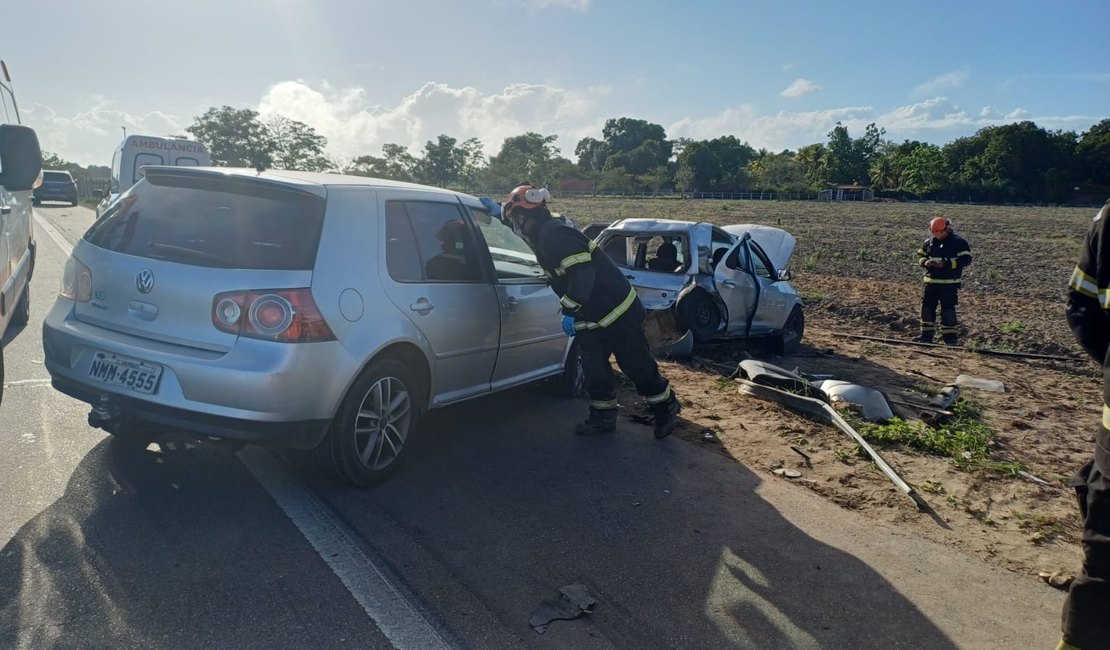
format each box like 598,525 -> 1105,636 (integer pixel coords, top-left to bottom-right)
302,382 -> 964,649
0,438 -> 385,648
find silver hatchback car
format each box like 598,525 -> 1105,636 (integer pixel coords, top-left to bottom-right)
43,167 -> 582,485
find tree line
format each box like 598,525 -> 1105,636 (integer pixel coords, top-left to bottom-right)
46,106 -> 1110,204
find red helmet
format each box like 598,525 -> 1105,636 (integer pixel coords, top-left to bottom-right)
502,184 -> 551,221
929,217 -> 950,234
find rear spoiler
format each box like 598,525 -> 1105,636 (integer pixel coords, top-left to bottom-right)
141,166 -> 328,199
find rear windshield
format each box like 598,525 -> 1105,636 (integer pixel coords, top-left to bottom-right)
84,175 -> 325,270
43,171 -> 72,182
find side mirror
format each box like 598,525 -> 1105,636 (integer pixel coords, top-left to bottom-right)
777,268 -> 792,282
0,124 -> 43,191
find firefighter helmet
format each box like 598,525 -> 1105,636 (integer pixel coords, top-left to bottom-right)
929,217 -> 950,234
502,184 -> 551,221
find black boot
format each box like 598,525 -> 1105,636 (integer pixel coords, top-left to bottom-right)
651,394 -> 681,439
575,408 -> 618,436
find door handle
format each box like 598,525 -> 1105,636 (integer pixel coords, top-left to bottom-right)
624,274 -> 635,280
409,298 -> 435,315
503,296 -> 518,313
722,279 -> 736,288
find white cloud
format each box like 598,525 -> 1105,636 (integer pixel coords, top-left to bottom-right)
669,105 -> 873,151
913,70 -> 970,96
23,100 -> 189,164
780,78 -> 821,98
25,81 -> 1105,167
257,79 -> 605,161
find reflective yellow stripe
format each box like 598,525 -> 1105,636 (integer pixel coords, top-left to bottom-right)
645,386 -> 671,404
590,399 -> 619,410
957,251 -> 972,257
598,287 -> 637,327
1070,266 -> 1099,297
1102,288 -> 1110,310
949,259 -> 957,269
556,252 -> 592,275
920,323 -> 936,331
560,295 -> 581,309
923,277 -> 961,284
573,287 -> 638,330
1103,404 -> 1110,430
939,326 -> 959,334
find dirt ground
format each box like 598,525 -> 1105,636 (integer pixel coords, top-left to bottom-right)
563,197 -> 1105,589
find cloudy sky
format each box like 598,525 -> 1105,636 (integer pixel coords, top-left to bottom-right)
3,0 -> 1107,167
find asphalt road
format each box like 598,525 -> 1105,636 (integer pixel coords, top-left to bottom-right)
0,203 -> 1065,648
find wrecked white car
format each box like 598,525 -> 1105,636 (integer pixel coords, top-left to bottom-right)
593,219 -> 805,352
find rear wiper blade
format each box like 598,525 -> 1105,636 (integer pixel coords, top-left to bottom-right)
147,242 -> 231,267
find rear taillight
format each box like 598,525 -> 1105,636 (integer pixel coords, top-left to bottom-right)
60,256 -> 92,302
211,288 -> 335,342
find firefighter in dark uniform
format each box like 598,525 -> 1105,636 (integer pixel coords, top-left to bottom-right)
500,184 -> 680,438
914,216 -> 973,345
1060,198 -> 1110,650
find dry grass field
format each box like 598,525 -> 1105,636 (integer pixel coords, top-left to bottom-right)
558,196 -> 1104,586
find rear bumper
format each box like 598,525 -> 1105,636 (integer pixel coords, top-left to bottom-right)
42,300 -> 357,449
51,374 -> 330,449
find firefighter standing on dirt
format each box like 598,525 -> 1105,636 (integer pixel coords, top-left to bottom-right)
500,184 -> 680,439
914,216 -> 973,345
1060,198 -> 1110,650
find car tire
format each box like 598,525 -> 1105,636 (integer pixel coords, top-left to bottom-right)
70,200 -> 78,207
676,291 -> 720,343
32,198 -> 40,206
318,357 -> 423,487
784,304 -> 805,341
10,284 -> 30,328
556,339 -> 586,398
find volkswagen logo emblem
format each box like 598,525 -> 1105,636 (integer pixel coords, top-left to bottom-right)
136,269 -> 155,294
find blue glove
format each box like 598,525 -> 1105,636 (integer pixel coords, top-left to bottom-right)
561,314 -> 577,337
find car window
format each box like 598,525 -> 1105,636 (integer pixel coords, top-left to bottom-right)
750,241 -> 775,280
724,242 -> 751,272
645,235 -> 686,273
470,208 -> 545,280
43,171 -> 72,182
600,234 -> 632,267
385,200 -> 483,284
84,176 -> 325,270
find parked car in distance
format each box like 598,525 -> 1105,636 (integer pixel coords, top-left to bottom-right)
593,218 -> 804,351
33,169 -> 78,206
43,168 -> 583,485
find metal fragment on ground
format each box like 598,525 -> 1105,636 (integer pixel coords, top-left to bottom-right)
812,379 -> 895,421
528,584 -> 597,634
955,374 -> 1006,393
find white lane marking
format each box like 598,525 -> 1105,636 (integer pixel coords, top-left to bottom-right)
34,211 -> 74,256
2,379 -> 52,388
239,447 -> 452,650
36,210 -> 449,648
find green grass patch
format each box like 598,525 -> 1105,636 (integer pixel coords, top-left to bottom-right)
857,399 -> 997,466
1000,321 -> 1025,334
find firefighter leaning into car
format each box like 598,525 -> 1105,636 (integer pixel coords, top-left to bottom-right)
1059,198 -> 1110,650
500,184 -> 680,439
914,216 -> 973,345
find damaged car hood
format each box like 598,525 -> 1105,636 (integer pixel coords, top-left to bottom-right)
722,224 -> 797,271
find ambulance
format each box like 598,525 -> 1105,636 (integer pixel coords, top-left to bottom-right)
95,135 -> 211,217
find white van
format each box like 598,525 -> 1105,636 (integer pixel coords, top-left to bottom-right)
0,60 -> 43,407
95,135 -> 210,217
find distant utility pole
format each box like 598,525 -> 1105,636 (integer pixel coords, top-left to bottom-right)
121,126 -> 126,137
